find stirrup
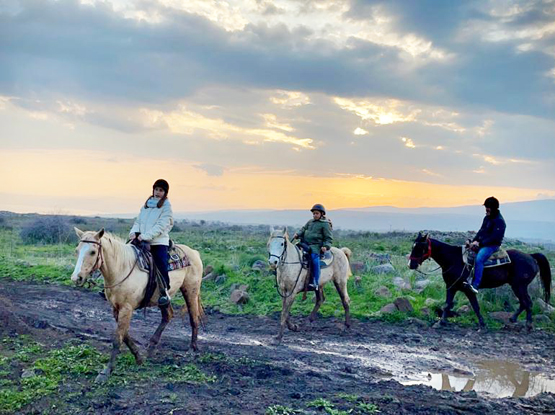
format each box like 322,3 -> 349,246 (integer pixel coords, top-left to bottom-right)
158,292 -> 171,307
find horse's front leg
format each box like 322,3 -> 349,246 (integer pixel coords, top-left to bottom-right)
96,305 -> 133,383
465,288 -> 486,329
438,288 -> 456,326
276,295 -> 296,343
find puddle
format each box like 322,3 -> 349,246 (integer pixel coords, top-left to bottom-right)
401,360 -> 555,398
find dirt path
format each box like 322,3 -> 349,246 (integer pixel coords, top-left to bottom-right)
1,281 -> 555,414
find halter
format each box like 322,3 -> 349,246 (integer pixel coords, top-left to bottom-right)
409,238 -> 432,265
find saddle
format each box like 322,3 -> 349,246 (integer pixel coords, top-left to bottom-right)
130,239 -> 190,309
462,246 -> 511,268
297,243 -> 334,300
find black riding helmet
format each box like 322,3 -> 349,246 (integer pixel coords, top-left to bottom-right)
153,179 -> 169,195
310,204 -> 326,215
483,196 -> 499,210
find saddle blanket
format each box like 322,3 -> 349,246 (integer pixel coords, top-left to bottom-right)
132,245 -> 190,273
300,249 -> 334,269
462,246 -> 511,268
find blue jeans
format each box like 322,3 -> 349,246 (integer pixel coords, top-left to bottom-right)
311,253 -> 321,286
151,244 -> 170,290
473,245 -> 499,289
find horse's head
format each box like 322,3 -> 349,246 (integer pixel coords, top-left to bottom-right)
72,227 -> 105,287
267,226 -> 289,269
409,232 -> 431,270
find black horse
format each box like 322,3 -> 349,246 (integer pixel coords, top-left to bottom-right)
409,233 -> 551,330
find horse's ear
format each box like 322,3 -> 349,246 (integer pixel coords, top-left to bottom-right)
95,228 -> 105,240
424,233 -> 429,240
74,227 -> 84,239
270,225 -> 275,233
283,226 -> 288,234
417,231 -> 422,238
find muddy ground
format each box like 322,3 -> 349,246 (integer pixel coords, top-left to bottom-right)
1,281 -> 555,414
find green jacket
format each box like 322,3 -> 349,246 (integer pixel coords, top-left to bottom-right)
297,218 -> 333,253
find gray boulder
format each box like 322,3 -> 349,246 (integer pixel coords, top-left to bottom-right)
230,289 -> 249,305
380,303 -> 398,314
536,298 -> 555,314
394,297 -> 414,313
252,260 -> 267,271
374,286 -> 392,298
457,305 -> 471,314
393,277 -> 411,290
489,311 -> 513,324
414,280 -> 431,293
534,314 -> 552,324
350,261 -> 366,273
215,274 -> 227,284
372,264 -> 395,274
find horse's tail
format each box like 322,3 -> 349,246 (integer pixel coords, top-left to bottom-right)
532,253 -> 552,304
341,247 -> 353,278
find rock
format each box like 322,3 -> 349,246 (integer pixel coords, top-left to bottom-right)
238,284 -> 249,292
203,265 -> 214,276
21,368 -> 37,379
536,298 -> 555,314
203,272 -> 216,282
354,276 -> 362,288
380,303 -> 398,314
394,297 -> 414,313
374,286 -> 392,298
425,298 -> 439,307
251,260 -> 266,271
420,307 -> 431,317
408,318 -> 428,328
215,274 -> 227,284
350,261 -> 366,273
372,264 -> 395,274
534,314 -> 551,324
393,277 -> 411,290
489,311 -> 513,324
230,289 -> 249,305
414,280 -> 431,293
457,305 -> 471,314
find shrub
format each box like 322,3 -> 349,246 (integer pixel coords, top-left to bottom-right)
20,216 -> 76,245
69,216 -> 87,225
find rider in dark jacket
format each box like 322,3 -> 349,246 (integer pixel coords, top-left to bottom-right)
467,197 -> 506,293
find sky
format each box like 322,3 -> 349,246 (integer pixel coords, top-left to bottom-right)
1,0 -> 555,215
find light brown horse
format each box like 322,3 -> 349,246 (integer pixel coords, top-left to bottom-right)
71,228 -> 204,383
267,227 -> 352,343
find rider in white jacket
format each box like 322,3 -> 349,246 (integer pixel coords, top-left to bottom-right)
129,179 -> 174,306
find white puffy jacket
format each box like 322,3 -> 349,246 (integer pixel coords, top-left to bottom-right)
129,198 -> 174,245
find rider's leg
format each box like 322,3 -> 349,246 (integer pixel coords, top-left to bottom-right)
151,244 -> 171,305
472,246 -> 497,291
310,253 -> 321,290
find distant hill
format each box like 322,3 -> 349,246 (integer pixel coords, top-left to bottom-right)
174,199 -> 555,242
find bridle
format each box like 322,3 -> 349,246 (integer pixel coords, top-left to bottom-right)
269,235 -> 304,299
409,238 -> 432,265
78,238 -> 138,290
80,239 -> 104,273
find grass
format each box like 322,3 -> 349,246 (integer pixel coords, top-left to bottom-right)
0,334 -> 215,414
0,213 -> 554,331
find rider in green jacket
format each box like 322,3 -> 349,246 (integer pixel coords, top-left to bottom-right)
293,204 -> 333,290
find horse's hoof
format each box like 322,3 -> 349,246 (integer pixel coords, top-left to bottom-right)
288,324 -> 299,332
136,355 -> 144,365
509,317 -> 517,324
95,372 -> 109,384
432,321 -> 445,329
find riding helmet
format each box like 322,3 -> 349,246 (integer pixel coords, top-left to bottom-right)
483,196 -> 499,210
153,179 -> 169,195
310,203 -> 326,215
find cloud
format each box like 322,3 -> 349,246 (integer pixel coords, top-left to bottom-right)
194,163 -> 225,176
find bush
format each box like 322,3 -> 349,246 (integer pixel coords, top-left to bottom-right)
69,216 -> 87,225
20,216 -> 76,245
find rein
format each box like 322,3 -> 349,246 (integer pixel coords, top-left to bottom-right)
270,236 -> 304,299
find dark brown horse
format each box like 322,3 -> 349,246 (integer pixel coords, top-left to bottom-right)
409,233 -> 551,330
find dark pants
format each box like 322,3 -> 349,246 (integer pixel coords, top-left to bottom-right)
151,244 -> 170,290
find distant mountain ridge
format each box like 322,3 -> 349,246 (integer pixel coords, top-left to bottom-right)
173,199 -> 555,242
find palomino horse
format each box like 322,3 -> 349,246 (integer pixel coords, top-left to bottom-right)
71,228 -> 204,382
267,227 -> 352,343
409,233 -> 551,330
